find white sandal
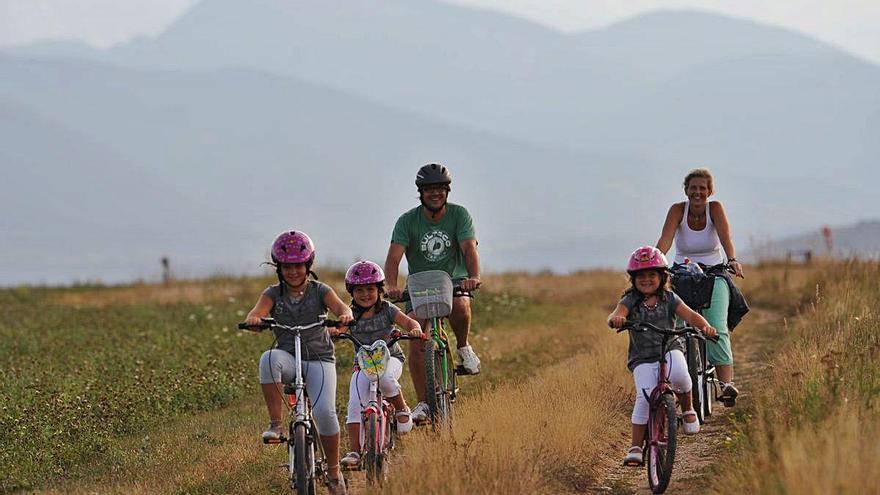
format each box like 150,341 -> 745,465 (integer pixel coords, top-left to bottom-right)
395,408 -> 413,434
682,410 -> 700,434
623,446 -> 643,466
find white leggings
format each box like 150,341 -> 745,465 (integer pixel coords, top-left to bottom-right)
345,356 -> 404,424
258,349 -> 340,435
631,350 -> 691,425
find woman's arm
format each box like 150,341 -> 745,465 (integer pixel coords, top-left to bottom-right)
656,203 -> 684,254
711,201 -> 744,278
674,303 -> 717,338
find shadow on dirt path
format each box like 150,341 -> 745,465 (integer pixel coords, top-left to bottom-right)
587,308 -> 782,494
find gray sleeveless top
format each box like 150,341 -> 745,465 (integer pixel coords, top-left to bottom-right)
263,281 -> 335,362
352,301 -> 405,363
620,291 -> 684,371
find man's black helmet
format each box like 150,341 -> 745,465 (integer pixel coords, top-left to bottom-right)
415,163 -> 452,188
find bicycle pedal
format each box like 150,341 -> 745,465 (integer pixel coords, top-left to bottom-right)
263,437 -> 286,445
455,365 -> 480,376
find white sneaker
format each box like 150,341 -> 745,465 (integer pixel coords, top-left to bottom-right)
457,345 -> 481,375
411,402 -> 429,423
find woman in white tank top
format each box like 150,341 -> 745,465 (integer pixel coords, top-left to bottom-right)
656,168 -> 744,404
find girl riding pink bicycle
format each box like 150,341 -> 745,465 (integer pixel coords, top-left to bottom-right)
607,246 -> 717,466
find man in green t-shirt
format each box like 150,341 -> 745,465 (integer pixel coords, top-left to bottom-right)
385,163 -> 482,423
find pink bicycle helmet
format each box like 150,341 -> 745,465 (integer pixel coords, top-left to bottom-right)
271,231 -> 315,264
345,260 -> 385,292
627,246 -> 669,273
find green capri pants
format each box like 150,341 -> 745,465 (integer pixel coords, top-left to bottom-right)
703,277 -> 733,365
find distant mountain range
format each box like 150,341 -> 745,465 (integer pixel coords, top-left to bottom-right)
1,0 -> 878,284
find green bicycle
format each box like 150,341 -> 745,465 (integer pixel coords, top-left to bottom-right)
397,270 -> 474,431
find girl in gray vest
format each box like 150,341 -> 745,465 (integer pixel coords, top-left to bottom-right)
338,261 -> 423,468
243,231 -> 352,495
607,246 -> 717,467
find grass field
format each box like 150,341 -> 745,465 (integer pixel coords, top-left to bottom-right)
2,262 -> 877,494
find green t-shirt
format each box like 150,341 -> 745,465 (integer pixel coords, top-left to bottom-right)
391,203 -> 476,279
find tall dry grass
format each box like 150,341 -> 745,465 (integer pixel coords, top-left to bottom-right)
717,260 -> 880,494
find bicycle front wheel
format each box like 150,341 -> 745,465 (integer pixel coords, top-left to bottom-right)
646,393 -> 677,494
424,339 -> 453,430
685,337 -> 706,424
291,423 -> 316,495
702,340 -> 716,418
364,413 -> 380,484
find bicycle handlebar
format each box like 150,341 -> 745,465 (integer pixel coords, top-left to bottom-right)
390,285 -> 474,303
237,317 -> 335,332
616,320 -> 719,343
332,329 -> 424,349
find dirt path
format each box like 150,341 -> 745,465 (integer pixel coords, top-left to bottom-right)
588,308 -> 780,494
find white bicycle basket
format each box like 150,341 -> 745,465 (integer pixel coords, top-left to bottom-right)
406,270 -> 454,319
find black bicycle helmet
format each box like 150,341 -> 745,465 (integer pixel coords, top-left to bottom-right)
415,163 -> 452,188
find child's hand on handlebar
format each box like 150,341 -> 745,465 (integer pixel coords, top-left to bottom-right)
243,315 -> 264,330
407,328 -> 424,339
608,316 -> 626,329
699,325 -> 717,338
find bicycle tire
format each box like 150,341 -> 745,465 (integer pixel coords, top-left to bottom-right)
646,393 -> 677,494
701,339 -> 715,418
365,413 -> 380,484
685,337 -> 706,424
424,338 -> 453,430
291,423 -> 316,495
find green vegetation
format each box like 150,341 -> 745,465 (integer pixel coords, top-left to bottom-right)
0,275 -> 541,493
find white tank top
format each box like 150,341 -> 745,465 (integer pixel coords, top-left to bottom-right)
674,199 -> 724,265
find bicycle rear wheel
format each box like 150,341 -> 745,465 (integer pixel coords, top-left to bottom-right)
424,338 -> 453,430
685,337 -> 706,424
646,393 -> 677,494
291,423 -> 316,494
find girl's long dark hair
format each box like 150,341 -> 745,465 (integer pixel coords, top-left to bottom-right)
621,268 -> 671,301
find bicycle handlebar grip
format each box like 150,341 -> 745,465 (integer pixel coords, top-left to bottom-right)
237,322 -> 270,330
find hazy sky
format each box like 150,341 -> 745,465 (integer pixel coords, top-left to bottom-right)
1,0 -> 878,63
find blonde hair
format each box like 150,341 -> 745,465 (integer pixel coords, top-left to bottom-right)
683,168 -> 715,195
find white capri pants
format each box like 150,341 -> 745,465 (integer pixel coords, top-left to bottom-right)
631,349 -> 691,425
259,349 -> 340,436
345,356 -> 404,424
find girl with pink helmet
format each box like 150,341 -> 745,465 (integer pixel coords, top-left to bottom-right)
339,261 -> 423,468
244,230 -> 352,495
607,246 -> 717,467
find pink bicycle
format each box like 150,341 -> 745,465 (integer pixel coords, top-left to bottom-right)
617,320 -> 716,494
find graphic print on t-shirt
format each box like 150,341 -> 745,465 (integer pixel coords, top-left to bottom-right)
420,230 -> 452,262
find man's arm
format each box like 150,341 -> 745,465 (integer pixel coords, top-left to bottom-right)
384,242 -> 406,299
460,239 -> 481,291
